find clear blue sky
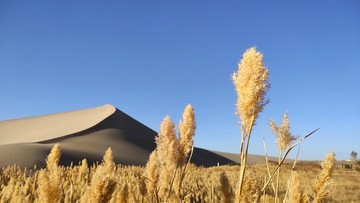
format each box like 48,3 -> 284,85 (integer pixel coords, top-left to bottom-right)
1,1 -> 359,161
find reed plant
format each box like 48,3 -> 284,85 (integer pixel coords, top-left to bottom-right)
269,112 -> 297,202
143,104 -> 196,202
38,143 -> 63,203
232,47 -> 270,202
81,148 -> 117,203
312,152 -> 335,203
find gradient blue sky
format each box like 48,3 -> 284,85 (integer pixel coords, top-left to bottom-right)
1,1 -> 359,160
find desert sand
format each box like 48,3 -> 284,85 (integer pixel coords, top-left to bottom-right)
0,104 -> 234,168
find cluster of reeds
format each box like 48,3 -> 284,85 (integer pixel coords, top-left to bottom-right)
0,47 -> 339,202
231,47 -> 335,203
144,104 -> 196,202
0,149 -> 341,203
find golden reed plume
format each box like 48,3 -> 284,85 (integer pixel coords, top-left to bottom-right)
178,104 -> 196,164
232,47 -> 270,135
313,152 -> 335,203
270,112 -> 297,153
232,47 -> 270,201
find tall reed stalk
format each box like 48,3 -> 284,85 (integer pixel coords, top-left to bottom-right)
232,47 -> 270,202
269,112 -> 297,203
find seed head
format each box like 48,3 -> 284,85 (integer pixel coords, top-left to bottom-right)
232,47 -> 270,134
46,143 -> 61,170
155,116 -> 180,167
313,152 -> 335,203
270,112 -> 297,152
102,147 -> 115,174
179,104 -> 196,162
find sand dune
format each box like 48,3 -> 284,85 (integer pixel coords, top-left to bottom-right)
0,104 -> 233,168
0,104 -> 116,145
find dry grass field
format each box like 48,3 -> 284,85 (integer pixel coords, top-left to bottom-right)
0,146 -> 359,202
330,167 -> 360,202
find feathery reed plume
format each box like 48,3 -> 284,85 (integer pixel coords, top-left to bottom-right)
313,152 -> 335,203
81,149 -> 119,203
178,104 -> 196,163
156,116 -> 180,168
232,47 -> 270,200
155,116 -> 180,198
103,147 -> 115,174
270,112 -> 297,202
38,144 -> 63,203
78,159 -> 89,183
144,150 -> 159,201
46,143 -> 61,170
176,104 -> 196,197
270,112 -> 297,153
232,47 -> 270,135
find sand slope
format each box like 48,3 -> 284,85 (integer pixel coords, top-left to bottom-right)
0,104 -> 116,145
0,104 -> 232,168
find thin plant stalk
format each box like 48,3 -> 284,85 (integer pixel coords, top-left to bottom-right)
237,118 -> 254,199
177,145 -> 195,196
283,145 -> 301,203
165,166 -> 179,202
263,138 -> 276,193
275,152 -> 282,203
270,112 -> 301,203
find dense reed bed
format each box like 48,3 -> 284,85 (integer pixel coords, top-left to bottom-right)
0,148 -> 358,202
